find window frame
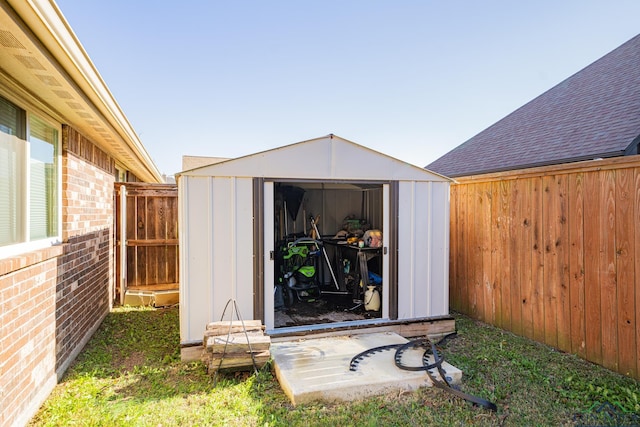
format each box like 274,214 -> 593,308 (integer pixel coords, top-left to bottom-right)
0,97 -> 62,259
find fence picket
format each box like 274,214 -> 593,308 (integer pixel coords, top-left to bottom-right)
449,157 -> 640,380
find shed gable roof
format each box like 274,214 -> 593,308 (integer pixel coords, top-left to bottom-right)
427,34 -> 640,177
180,135 -> 450,182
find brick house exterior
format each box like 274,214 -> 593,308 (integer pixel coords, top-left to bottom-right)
1,130 -> 122,426
0,2 -> 162,426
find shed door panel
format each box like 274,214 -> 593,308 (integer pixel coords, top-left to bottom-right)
381,183 -> 390,319
396,181 -> 449,319
263,181 -> 275,329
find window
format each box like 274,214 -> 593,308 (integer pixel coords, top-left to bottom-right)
0,96 -> 60,254
115,165 -> 126,182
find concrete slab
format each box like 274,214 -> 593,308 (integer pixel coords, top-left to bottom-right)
271,332 -> 462,405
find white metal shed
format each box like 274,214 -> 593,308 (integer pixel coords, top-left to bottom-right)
177,135 -> 453,347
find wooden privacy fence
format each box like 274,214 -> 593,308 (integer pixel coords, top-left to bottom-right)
449,155 -> 640,380
115,182 -> 179,300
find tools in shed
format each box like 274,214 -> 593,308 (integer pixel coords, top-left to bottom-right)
309,215 -> 339,290
279,185 -> 305,239
280,238 -> 322,305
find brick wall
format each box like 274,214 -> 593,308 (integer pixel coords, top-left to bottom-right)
0,126 -> 117,427
0,247 -> 62,427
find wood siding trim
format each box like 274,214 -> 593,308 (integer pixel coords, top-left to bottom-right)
64,126 -> 115,175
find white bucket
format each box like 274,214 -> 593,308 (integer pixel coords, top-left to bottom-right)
364,285 -> 380,311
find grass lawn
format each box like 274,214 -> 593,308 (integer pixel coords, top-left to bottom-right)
30,306 -> 639,426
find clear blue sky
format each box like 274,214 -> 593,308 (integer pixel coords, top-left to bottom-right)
55,0 -> 640,176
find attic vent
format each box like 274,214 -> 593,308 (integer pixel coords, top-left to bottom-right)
52,90 -> 72,99
14,55 -> 45,70
37,75 -> 61,87
0,31 -> 25,49
66,101 -> 83,109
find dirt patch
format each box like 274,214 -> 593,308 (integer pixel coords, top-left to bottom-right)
120,351 -> 146,372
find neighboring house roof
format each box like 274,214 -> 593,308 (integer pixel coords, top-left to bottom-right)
427,34 -> 640,178
179,134 -> 452,182
0,0 -> 162,182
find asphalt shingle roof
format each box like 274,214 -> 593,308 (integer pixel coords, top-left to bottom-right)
426,34 -> 640,177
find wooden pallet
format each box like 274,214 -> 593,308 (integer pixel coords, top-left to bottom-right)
202,320 -> 271,373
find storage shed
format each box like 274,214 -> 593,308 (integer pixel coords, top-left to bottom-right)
177,135 -> 452,349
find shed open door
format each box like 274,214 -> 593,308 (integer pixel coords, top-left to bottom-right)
381,183 -> 390,320
263,180 -> 394,332
263,181 -> 275,329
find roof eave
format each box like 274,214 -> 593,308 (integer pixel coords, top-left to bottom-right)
6,0 -> 162,182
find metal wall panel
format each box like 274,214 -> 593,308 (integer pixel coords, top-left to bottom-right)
179,176 -> 255,344
209,177 -> 255,336
179,176 -> 213,343
302,188 -> 384,236
396,181 -> 449,320
413,181 -> 431,317
397,181 -> 417,319
234,178 -> 256,319
429,182 -> 450,314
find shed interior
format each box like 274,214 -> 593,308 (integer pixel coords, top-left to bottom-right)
273,181 -> 385,328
